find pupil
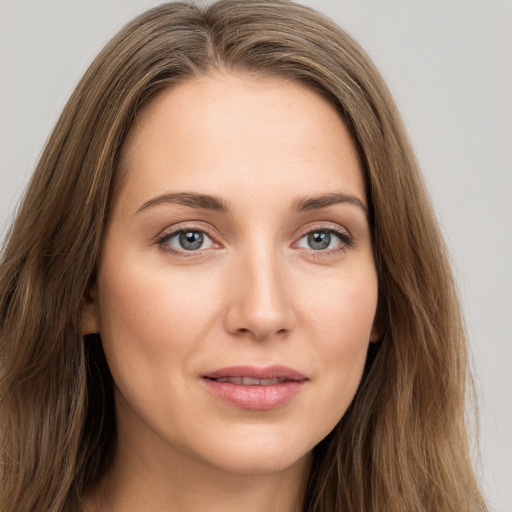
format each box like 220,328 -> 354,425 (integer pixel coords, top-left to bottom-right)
179,231 -> 203,250
308,231 -> 330,250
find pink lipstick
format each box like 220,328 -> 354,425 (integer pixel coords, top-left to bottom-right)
202,365 -> 308,410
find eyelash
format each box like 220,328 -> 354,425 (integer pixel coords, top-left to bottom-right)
156,223 -> 353,257
156,224 -> 218,257
294,224 -> 354,257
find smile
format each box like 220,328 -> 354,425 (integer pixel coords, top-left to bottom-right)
202,365 -> 308,410
209,376 -> 287,385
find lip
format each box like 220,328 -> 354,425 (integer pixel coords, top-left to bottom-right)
202,365 -> 308,411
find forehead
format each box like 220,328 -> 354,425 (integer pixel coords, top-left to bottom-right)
115,73 -> 365,213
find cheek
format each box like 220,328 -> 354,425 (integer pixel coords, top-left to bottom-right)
302,269 -> 378,347
96,254 -> 223,377
298,267 -> 378,406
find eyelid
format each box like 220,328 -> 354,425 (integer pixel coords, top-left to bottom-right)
155,222 -> 223,255
156,221 -> 219,241
154,220 -> 353,257
292,222 -> 354,251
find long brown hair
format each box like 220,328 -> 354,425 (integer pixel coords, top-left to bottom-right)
0,1 -> 487,510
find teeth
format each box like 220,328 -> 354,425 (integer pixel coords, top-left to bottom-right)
215,377 -> 242,384
259,378 -> 280,385
243,377 -> 261,385
214,377 -> 285,385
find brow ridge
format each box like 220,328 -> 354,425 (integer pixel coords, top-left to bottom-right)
136,191 -> 367,216
292,192 -> 368,215
136,192 -> 230,214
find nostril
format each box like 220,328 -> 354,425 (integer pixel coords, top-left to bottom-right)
232,326 -> 290,340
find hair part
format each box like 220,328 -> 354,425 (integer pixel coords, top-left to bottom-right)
0,1 -> 486,510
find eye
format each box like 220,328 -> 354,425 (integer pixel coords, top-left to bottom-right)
161,230 -> 214,252
296,229 -> 350,251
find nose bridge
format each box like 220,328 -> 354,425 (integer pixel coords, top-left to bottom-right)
224,235 -> 294,339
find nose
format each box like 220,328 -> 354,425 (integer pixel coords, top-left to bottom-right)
223,247 -> 296,341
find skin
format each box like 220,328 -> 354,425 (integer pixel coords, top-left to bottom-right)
83,73 -> 379,512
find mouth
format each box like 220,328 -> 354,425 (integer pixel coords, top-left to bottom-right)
202,365 -> 308,410
203,364 -> 307,381
207,376 -> 288,385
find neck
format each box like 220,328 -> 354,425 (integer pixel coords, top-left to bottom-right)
86,452 -> 310,512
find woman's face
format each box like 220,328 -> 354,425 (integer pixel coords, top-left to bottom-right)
83,74 -> 378,477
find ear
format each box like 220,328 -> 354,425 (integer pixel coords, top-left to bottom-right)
80,281 -> 100,335
370,325 -> 381,343
370,302 -> 387,343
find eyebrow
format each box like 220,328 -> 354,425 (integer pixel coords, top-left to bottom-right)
135,191 -> 367,217
291,192 -> 368,216
135,192 -> 230,214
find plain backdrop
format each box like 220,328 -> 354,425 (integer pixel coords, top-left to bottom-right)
1,1 -> 511,510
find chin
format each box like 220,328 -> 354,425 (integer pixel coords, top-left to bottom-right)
209,447 -> 311,476
189,426 -> 317,476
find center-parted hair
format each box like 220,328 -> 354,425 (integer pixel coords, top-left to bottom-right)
0,1 -> 486,511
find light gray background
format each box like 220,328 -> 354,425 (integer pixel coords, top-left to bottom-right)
1,1 -> 511,510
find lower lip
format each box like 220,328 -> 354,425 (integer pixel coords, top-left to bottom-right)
202,378 -> 306,410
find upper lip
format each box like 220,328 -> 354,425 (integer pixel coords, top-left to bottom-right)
203,365 -> 308,381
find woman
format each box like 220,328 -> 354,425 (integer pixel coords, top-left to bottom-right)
0,1 -> 487,511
